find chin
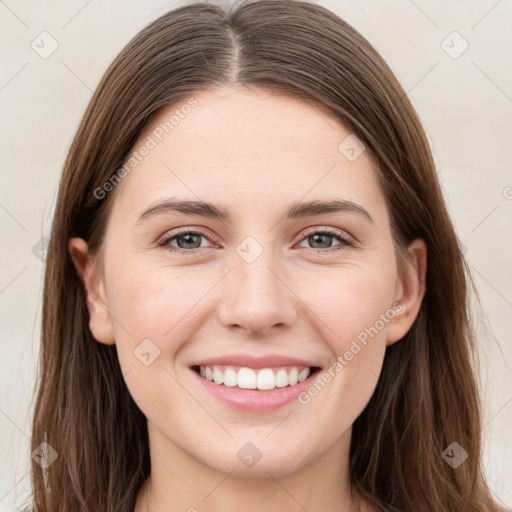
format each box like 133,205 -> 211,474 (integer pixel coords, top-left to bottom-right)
200,442 -> 312,478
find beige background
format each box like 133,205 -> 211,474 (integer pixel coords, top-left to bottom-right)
0,0 -> 511,509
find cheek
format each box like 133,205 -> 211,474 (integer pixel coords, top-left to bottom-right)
290,262 -> 395,419
105,260 -> 229,396
294,261 -> 397,350
106,264 -> 206,423
108,261 -> 210,340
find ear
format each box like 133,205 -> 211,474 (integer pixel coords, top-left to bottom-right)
68,237 -> 115,345
386,238 -> 427,346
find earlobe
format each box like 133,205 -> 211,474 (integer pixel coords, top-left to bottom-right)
386,239 -> 427,346
68,237 -> 115,345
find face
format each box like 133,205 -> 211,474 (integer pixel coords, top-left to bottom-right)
70,86 -> 425,479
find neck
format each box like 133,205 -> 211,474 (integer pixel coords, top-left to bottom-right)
135,422 -> 369,512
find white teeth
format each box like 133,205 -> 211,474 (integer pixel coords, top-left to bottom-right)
213,367 -> 224,385
275,368 -> 289,388
298,367 -> 310,382
223,368 -> 238,387
288,367 -> 299,386
256,368 -> 275,390
237,367 -> 256,389
197,364 -> 313,390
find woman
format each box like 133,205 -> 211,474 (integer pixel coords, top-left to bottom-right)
28,0 -> 508,510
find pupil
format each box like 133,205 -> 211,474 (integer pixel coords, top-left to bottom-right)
179,234 -> 200,249
311,233 -> 330,248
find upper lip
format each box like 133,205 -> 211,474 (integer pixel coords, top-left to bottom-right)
191,354 -> 321,369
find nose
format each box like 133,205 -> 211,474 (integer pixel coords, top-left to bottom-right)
217,251 -> 299,337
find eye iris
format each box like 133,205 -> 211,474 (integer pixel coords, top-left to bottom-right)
309,233 -> 332,249
177,233 -> 202,249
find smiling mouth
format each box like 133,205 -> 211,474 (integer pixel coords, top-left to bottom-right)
191,365 -> 321,391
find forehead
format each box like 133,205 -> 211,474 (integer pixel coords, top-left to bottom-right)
110,86 -> 383,218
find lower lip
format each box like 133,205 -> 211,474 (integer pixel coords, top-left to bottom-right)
190,368 -> 321,412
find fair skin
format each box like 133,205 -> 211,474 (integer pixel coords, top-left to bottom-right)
69,86 -> 426,512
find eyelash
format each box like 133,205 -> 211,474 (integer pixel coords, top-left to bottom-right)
156,227 -> 354,255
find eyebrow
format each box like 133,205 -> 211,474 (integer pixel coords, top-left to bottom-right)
135,197 -> 374,225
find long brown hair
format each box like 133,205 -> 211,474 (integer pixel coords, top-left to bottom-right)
27,1 -> 507,510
